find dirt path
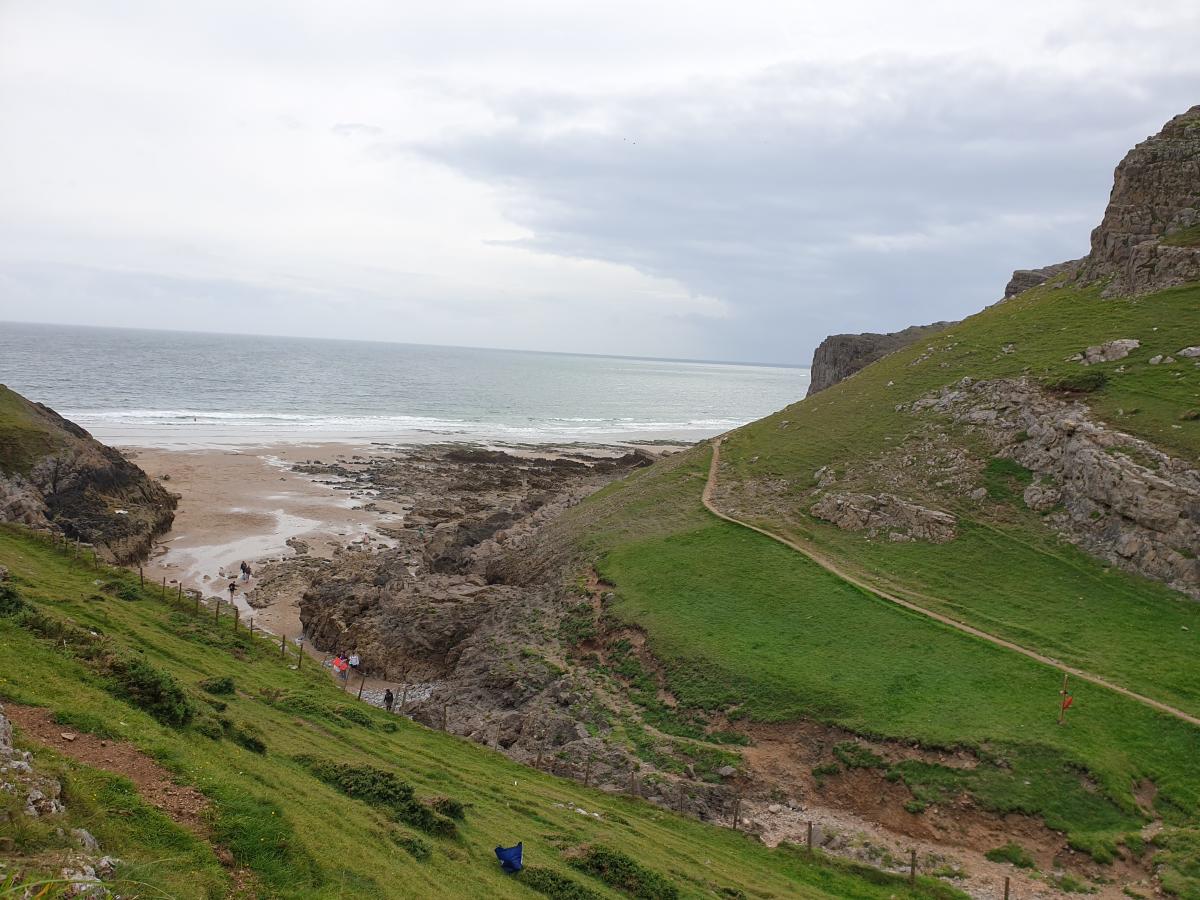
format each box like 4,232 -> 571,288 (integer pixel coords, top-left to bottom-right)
5,703 -> 210,832
702,438 -> 1200,729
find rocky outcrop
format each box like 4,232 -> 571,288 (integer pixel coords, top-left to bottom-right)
1077,105 -> 1200,296
0,386 -> 176,563
806,322 -> 953,396
917,378 -> 1200,598
1003,259 -> 1082,298
810,491 -> 957,543
0,700 -> 123,894
1071,338 -> 1141,365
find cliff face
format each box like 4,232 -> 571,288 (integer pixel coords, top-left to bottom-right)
1003,258 -> 1082,298
806,322 -> 952,396
0,386 -> 176,563
1077,105 -> 1200,296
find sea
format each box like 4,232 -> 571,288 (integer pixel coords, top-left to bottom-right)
0,322 -> 809,449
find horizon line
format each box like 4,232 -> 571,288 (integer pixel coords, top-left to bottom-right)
0,318 -> 811,373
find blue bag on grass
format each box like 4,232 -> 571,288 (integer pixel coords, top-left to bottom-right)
495,842 -> 523,873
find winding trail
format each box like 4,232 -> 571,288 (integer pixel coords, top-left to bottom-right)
702,438 -> 1200,729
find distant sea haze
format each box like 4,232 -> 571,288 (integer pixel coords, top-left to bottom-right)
1,322 -> 810,448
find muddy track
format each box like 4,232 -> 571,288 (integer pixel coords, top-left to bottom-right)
702,438 -> 1200,729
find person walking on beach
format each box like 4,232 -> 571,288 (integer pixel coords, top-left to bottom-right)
227,582 -> 236,602
383,689 -> 395,713
239,561 -> 250,581
349,652 -> 360,671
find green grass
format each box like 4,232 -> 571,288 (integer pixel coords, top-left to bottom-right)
0,385 -> 63,475
705,280 -> 1200,721
1162,224 -> 1200,248
557,443 -> 1200,883
0,524 -> 964,900
983,842 -> 1035,868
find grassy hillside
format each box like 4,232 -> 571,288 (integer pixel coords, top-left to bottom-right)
717,280 -> 1200,718
0,524 -> 964,900
0,385 -> 64,475
556,280 -> 1200,893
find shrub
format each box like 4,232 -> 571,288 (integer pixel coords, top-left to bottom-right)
232,723 -> 267,754
812,762 -> 840,785
115,583 -> 141,601
199,676 -> 236,695
984,842 -> 1035,868
568,845 -> 679,900
522,866 -> 602,900
331,703 -> 375,728
0,583 -> 25,617
559,602 -> 597,646
391,831 -> 430,861
1048,372 -> 1107,394
1050,873 -> 1096,894
192,715 -> 225,740
428,796 -> 465,820
832,741 -> 886,770
295,757 -> 458,837
105,655 -> 193,726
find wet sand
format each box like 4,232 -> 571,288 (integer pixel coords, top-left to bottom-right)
128,442 -> 399,638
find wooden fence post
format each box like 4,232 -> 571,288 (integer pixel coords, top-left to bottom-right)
161,576 -> 166,599
807,821 -> 814,853
214,600 -> 220,624
297,639 -> 303,669
234,607 -> 239,631
909,848 -> 917,886
139,567 -> 144,586
281,633 -> 286,657
358,673 -> 366,700
1004,875 -> 1010,899
732,795 -> 741,830
249,618 -> 254,637
584,756 -> 592,787
177,582 -> 182,602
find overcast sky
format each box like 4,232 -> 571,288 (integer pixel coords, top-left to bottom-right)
1,2 -> 1197,365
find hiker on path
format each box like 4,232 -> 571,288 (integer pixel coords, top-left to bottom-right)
384,689 -> 394,712
240,561 -> 251,581
227,582 -> 236,601
349,652 -> 360,670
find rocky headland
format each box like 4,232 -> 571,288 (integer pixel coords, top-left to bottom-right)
806,322 -> 954,396
0,385 -> 176,563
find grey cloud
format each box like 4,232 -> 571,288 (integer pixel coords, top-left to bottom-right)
405,57 -> 1200,363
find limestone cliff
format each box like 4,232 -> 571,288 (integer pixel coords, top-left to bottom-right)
1003,258 -> 1082,298
0,385 -> 176,563
1077,105 -> 1200,296
806,322 -> 953,396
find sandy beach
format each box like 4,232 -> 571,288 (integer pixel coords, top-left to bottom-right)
125,438 -> 681,672
129,442 -> 400,639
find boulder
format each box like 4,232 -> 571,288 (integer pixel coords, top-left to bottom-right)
1079,339 -> 1140,365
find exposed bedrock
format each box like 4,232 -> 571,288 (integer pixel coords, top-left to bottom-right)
917,377 -> 1200,598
